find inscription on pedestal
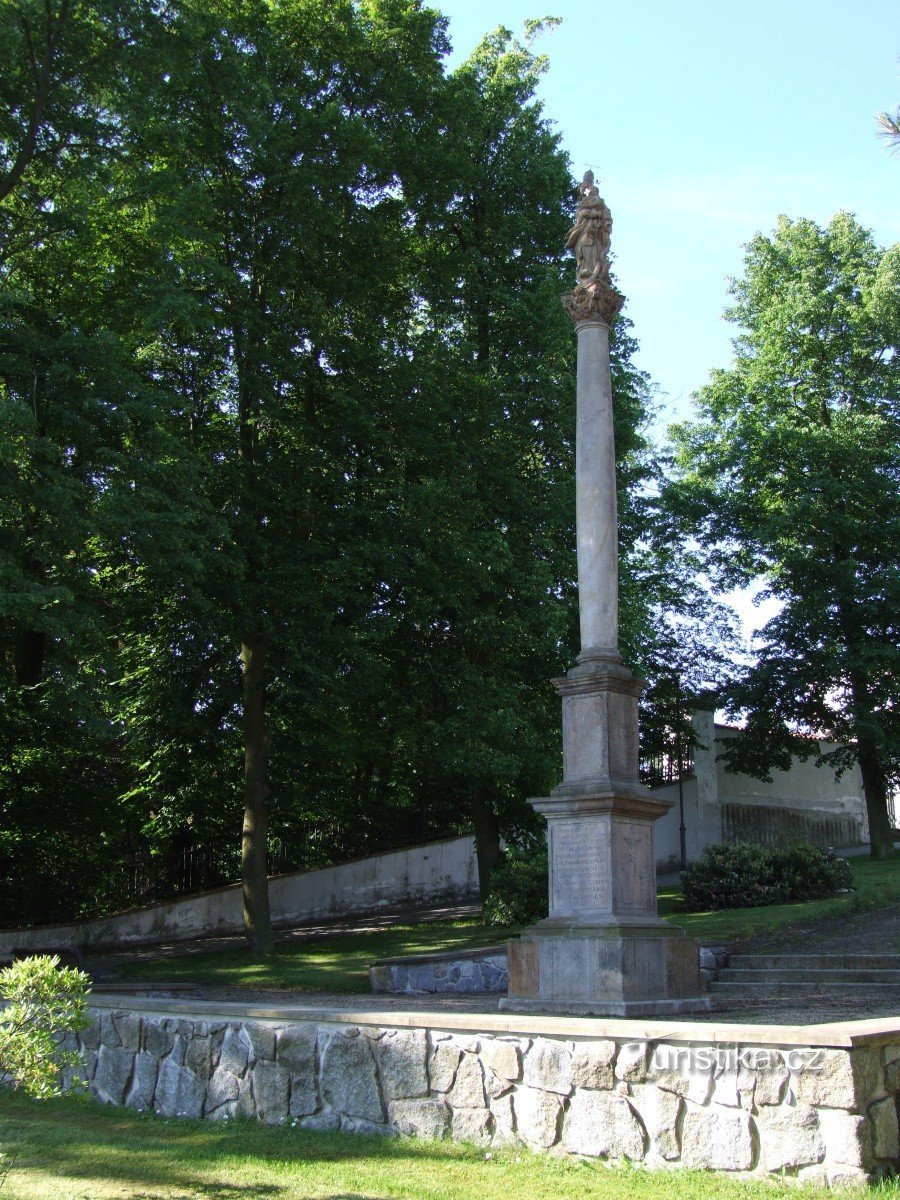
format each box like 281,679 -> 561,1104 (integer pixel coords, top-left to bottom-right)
611,818 -> 656,915
549,818 -> 611,915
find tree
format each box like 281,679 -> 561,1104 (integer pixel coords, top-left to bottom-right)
877,107 -> 900,148
671,213 -> 899,858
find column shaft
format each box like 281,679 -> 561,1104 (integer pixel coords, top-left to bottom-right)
575,320 -> 618,656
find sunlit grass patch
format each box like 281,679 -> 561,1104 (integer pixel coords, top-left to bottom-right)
2,1091 -> 894,1200
110,856 -> 898,993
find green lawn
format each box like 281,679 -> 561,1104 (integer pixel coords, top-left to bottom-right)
113,916 -> 517,994
2,1091 -> 896,1200
108,856 -> 898,994
661,855 -> 900,943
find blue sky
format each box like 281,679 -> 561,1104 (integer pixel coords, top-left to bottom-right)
437,0 -> 899,432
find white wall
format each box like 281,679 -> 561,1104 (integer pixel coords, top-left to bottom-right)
651,712 -> 867,871
0,835 -> 479,954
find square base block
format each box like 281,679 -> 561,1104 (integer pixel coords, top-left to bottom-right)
500,925 -> 710,1017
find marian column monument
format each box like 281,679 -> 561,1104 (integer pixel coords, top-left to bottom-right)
502,173 -> 709,1016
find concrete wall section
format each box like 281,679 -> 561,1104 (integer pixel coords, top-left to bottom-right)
651,713 -> 868,871
0,836 -> 479,954
70,999 -> 900,1183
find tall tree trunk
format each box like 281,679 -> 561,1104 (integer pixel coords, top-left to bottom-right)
840,608 -> 895,859
472,796 -> 501,902
855,725 -> 895,859
13,628 -> 46,687
241,632 -> 273,954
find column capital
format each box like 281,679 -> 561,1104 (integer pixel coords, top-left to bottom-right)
561,281 -> 625,328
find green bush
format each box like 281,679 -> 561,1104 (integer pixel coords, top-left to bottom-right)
681,841 -> 854,912
0,956 -> 90,1098
483,838 -> 548,927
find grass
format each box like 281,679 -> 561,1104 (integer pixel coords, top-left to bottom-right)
108,856 -> 899,994
2,1091 -> 898,1200
661,855 -> 900,943
113,917 -> 518,994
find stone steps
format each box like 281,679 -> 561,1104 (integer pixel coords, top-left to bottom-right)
722,968 -> 900,985
710,952 -> 900,997
730,954 -> 900,971
710,979 -> 898,995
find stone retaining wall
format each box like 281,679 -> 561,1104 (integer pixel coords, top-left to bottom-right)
70,999 -> 900,1184
370,947 -> 508,994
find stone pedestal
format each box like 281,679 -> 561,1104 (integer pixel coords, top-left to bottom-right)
501,192 -> 708,1016
502,653 -> 709,1016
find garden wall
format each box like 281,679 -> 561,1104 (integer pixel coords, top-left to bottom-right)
72,996 -> 900,1185
652,712 -> 868,872
0,836 -> 479,952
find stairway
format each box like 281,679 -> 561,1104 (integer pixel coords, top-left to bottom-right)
709,953 -> 900,997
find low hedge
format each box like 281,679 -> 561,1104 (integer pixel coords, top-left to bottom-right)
680,841 -> 854,912
483,838 -> 548,927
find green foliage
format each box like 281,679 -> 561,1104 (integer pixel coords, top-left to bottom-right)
0,956 -> 89,1097
483,837 -> 549,927
670,213 -> 900,856
0,4 -> 736,929
681,841 -> 854,913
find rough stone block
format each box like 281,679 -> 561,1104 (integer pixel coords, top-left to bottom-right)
428,1042 -> 461,1092
757,1103 -> 824,1171
817,1107 -> 871,1168
681,1106 -> 753,1171
712,1062 -> 739,1107
80,1048 -> 98,1083
300,1111 -> 341,1132
320,1028 -> 383,1124
278,1027 -> 317,1115
100,1013 -> 123,1050
244,1023 -> 276,1062
277,1027 -> 316,1075
143,1021 -> 174,1059
375,1028 -> 428,1100
649,1043 -> 712,1106
869,1096 -> 900,1160
206,1067 -> 241,1113
629,1084 -> 681,1160
451,1108 -> 493,1144
219,1026 -> 250,1078
389,1098 -> 450,1140
489,1093 -> 516,1145
615,1042 -> 648,1083
80,1015 -> 101,1050
514,1086 -> 562,1149
154,1060 -> 204,1119
252,1060 -> 290,1124
793,1048 -> 878,1110
168,1035 -> 188,1068
448,1054 -> 485,1109
93,1046 -> 134,1105
480,1040 -> 521,1083
126,1052 -> 158,1112
524,1039 -> 573,1096
185,1037 -> 213,1083
570,1040 -> 616,1091
112,1012 -> 142,1052
562,1089 -> 646,1160
750,1052 -> 789,1106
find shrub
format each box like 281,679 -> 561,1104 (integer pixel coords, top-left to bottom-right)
0,955 -> 90,1098
681,841 -> 853,912
483,837 -> 548,927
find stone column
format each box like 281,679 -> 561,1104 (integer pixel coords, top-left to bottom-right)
501,173 -> 708,1016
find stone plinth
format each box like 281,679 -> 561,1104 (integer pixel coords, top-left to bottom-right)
502,655 -> 709,1017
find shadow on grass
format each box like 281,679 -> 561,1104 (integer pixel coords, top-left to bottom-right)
0,1091 -> 490,1199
